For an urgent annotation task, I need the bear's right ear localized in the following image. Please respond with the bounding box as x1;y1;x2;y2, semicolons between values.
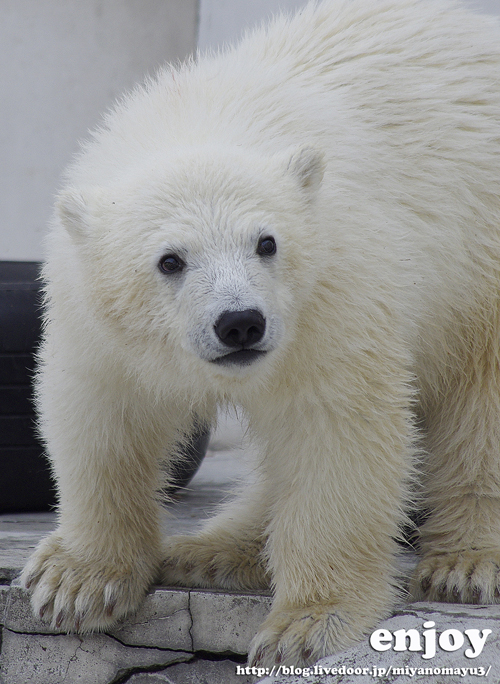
286;146;325;195
56;188;91;238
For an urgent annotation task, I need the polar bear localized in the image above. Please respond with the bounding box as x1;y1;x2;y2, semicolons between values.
22;0;500;668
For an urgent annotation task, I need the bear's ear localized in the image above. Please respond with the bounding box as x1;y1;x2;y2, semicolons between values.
56;187;92;238
286;146;325;194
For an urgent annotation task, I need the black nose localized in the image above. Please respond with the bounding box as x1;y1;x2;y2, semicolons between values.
214;309;266;348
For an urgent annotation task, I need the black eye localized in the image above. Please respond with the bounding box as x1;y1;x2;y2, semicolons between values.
257;236;276;256
158;254;184;274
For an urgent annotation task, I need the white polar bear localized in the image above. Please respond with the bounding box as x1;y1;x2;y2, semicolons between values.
22;0;500;668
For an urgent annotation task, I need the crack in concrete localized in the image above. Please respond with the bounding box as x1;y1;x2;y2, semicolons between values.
187;591;194;652
106;659;195;684
104;630;192;655
62;636;84;683
191;649;247;664
4;625;190;649
4;626;82;639
107;651;248;684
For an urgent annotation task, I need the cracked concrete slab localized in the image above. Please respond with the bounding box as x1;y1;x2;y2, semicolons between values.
1;629;192;684
190;589;272;654
1;579;272;683
110;589;193;651
259;603;500;683
127;658;255;683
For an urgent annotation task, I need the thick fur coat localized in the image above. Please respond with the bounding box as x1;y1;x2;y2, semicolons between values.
22;0;500;667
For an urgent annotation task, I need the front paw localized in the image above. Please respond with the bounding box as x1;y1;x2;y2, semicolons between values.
21;533;158;633
161;534;270;591
248;602;374;667
411;550;500;603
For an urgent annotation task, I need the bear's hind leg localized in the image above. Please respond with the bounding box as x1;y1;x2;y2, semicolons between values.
412;323;500;603
162;481;271;591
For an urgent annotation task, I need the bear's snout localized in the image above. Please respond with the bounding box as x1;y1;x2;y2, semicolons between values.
212;309;267;366
214;309;266;348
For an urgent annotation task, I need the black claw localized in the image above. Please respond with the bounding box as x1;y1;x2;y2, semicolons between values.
420;577;431;593
471;587;481;604
55;611;65;628
302;647;313;662
252;645;265;667
436;582;447;597
104;601;116;618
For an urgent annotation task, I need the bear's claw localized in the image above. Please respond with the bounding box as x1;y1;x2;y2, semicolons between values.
411;550;500;604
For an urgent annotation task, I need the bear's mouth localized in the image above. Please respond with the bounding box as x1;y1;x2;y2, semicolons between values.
211;349;267;366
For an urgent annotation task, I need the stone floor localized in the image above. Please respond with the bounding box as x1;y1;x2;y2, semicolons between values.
1;414;500;683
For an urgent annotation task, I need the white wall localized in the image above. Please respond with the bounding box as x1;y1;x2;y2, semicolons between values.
0;0;197;261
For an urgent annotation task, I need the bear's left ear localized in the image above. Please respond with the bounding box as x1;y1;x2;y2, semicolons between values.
56;187;91;239
286;146;325;194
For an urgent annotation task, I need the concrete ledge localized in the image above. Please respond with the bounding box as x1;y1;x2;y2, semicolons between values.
1;580;272;684
3;580;500;683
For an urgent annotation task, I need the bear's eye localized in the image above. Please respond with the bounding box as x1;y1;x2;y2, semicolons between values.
257;236;276;256
158;254;185;274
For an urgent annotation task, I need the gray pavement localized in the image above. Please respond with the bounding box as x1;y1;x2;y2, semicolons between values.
1;413;500;683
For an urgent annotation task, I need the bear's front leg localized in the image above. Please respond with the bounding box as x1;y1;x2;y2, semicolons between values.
21;360;183;633
247;391;414;667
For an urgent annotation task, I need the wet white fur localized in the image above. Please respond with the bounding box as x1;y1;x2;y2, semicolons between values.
22;0;500;667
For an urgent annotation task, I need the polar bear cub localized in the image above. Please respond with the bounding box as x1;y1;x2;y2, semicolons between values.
22;0;500;668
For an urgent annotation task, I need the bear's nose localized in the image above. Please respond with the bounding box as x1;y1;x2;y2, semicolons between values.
214;309;266;348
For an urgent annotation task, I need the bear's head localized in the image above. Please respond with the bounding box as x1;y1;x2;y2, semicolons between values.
56;144;325;390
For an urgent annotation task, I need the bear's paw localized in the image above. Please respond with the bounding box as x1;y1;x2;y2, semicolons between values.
161;534;270;591
21;533;154;633
248;602;370;667
411;549;500;604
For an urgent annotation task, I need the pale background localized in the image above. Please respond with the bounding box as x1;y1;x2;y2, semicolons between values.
1;0;499;261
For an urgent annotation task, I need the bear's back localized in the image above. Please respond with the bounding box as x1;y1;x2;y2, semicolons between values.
63;0;500;190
